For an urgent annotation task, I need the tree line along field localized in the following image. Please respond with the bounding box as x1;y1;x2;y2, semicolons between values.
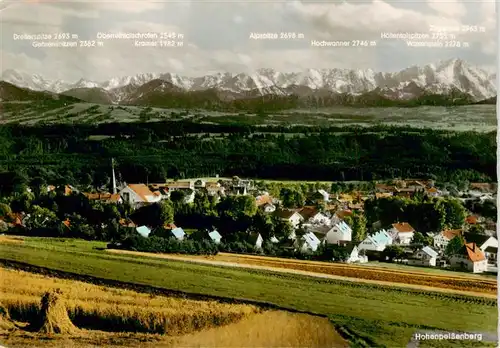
0;122;496;187
0;237;497;347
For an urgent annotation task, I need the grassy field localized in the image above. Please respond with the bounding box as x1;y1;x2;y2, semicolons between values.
1;101;496;132
106;250;497;296
0;237;497;347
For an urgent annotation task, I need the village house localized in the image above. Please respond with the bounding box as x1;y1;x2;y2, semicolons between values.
375;184;396;193
205;182;225;197
463;233;498;265
119;184;162;207
296;232;321;253
165;181;195;191
194;179;206;188
248;231;263;249
269;235;280;244
388;222;415;245
183;189;196;204
433;229;463;250
299;206;330;226
407;246;439;267
345;244;368;263
425;187;441;197
310;220;352;246
83;192;123;204
208;229;222;244
404;180;428;191
256;194;276;213
136;225;151;238
274;209;304;229
119;218;136;228
312;189;330;202
169;227;186;241
449;242;488;273
375;192;393;199
358;229;393;252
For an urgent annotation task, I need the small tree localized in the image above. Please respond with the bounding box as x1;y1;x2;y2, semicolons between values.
467;224;485;235
0;203;12;218
445;235;465;256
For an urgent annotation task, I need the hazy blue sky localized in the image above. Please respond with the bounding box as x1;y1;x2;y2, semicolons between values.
0;0;497;81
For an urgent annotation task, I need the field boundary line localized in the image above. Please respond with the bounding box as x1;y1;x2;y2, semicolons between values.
216;253;497;283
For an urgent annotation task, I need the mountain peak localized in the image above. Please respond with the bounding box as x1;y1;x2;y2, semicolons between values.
0;59;496;102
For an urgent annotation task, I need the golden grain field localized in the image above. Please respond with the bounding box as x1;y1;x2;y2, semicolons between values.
0;267;259;335
0;267;348;348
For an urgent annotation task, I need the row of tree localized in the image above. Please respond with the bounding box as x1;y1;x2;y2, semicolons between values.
0;123;495;194
364;195;467;233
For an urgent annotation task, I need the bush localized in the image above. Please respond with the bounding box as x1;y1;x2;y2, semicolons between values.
111;235;218;255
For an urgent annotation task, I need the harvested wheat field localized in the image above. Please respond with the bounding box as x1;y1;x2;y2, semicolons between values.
0;267;348;347
107;250;497;296
1;311;348;348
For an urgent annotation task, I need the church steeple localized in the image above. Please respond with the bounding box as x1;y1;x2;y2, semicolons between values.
111;158;117;194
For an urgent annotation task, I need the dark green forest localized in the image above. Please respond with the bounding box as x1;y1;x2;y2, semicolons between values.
0;121;496;193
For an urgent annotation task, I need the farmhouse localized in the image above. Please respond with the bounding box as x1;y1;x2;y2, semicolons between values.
433;229;463;250
119;184;161;207
449;242;488;273
389;222;415;245
408;246;439;267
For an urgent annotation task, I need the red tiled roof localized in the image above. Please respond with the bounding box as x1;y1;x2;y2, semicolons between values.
166;181;192;189
299;206;319;220
163;223;177;230
335;210;353;219
466;216;478;224
441;229;462;240
464;243;486;262
392;222;415;233
256;194;272;207
127;184;155;201
119;218;136;228
84;192;121;203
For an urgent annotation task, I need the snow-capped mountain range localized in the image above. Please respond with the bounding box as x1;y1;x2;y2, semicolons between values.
1;59;496;101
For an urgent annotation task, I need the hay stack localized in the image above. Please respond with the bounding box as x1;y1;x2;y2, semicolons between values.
0;303;15;331
36;289;78;335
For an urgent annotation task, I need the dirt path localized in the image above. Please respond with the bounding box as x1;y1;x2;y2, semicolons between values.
106;249;497;299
